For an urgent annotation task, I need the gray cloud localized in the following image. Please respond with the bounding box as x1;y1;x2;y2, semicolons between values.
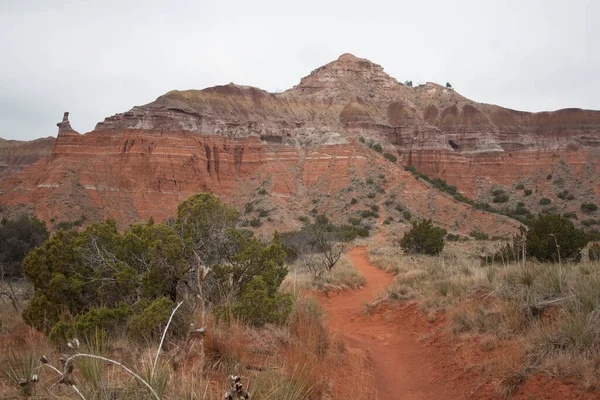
1;0;598;140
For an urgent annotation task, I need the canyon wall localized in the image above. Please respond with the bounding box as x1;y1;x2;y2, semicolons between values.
1;54;598;234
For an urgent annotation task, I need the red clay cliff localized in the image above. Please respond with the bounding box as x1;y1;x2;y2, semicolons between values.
1;54;598;234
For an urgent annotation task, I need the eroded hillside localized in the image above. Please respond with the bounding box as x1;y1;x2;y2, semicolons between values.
0;54;598;234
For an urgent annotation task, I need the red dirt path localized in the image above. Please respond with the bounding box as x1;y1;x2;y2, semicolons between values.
320;246;472;399
319;246;598;399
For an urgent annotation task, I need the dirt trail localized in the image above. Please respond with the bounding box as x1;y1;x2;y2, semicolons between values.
320;247;465;399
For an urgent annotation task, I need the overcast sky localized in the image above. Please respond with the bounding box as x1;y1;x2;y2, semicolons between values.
1;0;598;140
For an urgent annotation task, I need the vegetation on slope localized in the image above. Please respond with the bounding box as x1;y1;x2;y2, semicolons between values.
0;193;373;399
367;212;598;397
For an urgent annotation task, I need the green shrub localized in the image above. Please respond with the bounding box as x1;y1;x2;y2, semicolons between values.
367;192;376;199
403;165;417;173
54;215;86;231
128;297;184;340
366;178;374;184
298;216;309;223
21;193;288;342
336;225;362;241
360;209;379;219
49;321;75;344
370;204;379;213
176;193;239;262
581;203;598;213
524;189;533;196
515;184;525;190
350;198;357;205
74;303;133;339
23;294;61;334
526;214;588;262
446;233;461;242
258;188;267;195
403;211;412;221
546;174;552;180
557;190;572;200
372;143;383;153
582;219;599;227
512;203;530;215
563;212;577;219
400;219;446;255
383;153;397;163
359;136;365;143
249;218;261;227
229;276;292;327
348;216;361;226
258;209;269;218
469;230;489;240
395;204;404;212
588;229;600;241
212;232;290;326
539;197;552;206
493;193;509;203
356;226;370;237
315;214;329;225
0;215;49;277
430;178;459;196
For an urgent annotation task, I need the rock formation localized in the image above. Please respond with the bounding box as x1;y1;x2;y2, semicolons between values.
0;136;54;178
0;54;598;235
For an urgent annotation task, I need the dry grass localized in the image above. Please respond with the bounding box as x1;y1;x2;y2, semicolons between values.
281;254;365;293
479;335;498;352
368;243;485;311
0;290;376;400
494;348;528;399
367;241;600;395
0;281;31;334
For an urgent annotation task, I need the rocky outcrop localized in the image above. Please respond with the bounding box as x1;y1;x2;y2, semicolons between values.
1;54;598;233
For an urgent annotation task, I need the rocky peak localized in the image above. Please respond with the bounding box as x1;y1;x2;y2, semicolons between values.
56;112;79;136
289;53;401;96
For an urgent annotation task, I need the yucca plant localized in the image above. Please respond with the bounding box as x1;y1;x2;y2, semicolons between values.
28;300;185;400
1;349;39;397
138;351;171;399
76;330;107;396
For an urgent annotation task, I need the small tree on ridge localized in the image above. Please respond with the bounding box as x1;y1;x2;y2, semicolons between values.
400;219;446;255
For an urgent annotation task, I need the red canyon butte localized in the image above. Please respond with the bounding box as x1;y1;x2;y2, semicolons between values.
1;54;598;234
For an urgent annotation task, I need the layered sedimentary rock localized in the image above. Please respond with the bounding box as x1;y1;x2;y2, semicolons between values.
0;136;54;178
1;54;598;233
